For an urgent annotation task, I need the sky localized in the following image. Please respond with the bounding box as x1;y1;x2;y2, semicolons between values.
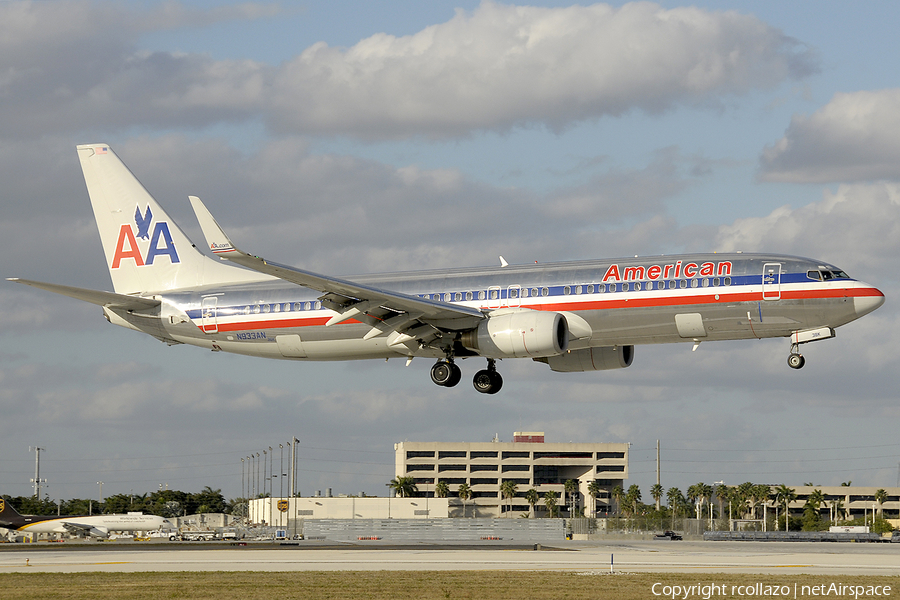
2;0;900;505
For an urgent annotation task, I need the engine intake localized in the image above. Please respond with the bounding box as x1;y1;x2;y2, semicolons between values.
535;345;634;372
461;309;568;359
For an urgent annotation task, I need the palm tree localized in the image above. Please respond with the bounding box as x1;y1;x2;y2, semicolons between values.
624;484;642;529
666;487;684;529
774;484;797;531
525;488;539;518
564;479;579;517
388;476;418;498
543;490;559;518
736;482;754;519
500;480;518;517
875;489;888;518
457;483;472;518
686;484;701;520
434;481;449;499
650;483;663;512
587;480;604;517
831;496;845;523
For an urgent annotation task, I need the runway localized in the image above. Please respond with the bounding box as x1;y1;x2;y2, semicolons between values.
1;541;898;575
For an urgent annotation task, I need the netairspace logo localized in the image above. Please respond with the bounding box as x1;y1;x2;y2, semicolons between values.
650;582;893;600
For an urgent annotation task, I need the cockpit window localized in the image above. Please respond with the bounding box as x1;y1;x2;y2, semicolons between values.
821;271;833;281
807;270;821;281
830;270;849;279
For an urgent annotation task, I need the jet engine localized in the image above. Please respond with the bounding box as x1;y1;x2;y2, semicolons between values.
535;345;634;372
460;309;568;358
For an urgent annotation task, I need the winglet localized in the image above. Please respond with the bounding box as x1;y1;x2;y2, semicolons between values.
188;196;237;257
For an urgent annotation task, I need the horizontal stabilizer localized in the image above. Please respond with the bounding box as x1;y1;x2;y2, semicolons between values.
7;278;160;311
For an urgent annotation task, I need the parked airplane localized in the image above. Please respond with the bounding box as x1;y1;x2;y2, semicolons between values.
0;498;171;538
9;144;885;394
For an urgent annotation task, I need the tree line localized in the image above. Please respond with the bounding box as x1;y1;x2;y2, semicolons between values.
2;487;243;518
388;476;895;532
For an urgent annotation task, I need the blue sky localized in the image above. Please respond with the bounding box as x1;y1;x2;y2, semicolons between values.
2;1;900;505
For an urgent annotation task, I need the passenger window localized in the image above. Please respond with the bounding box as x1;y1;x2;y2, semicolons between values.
575;285;582;295
679;280;687;289
465;291;473;301
531;288;539;297
724;277;731;286
478;291;486;300
623;283;630;291
713;278;720;286
315;301;321;310
454;292;462;301
587;284;594;294
541;287;549;297
564;286;571;295
490;290;498;300
691;279;699;288
669;281;677;290
521;288;529;298
634;282;641;291
304;302;311;310
509;289;518;299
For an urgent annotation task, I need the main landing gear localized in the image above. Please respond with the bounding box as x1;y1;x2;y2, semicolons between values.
430;358;503;394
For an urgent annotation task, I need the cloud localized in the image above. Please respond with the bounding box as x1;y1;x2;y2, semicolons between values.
268;2;818;138
0;1;816;140
713;182;900;280
759;89;900;183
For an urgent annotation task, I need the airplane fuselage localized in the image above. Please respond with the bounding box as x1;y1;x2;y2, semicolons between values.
116;253;881;364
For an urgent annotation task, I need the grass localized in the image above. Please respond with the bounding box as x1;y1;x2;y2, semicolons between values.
0;572;897;599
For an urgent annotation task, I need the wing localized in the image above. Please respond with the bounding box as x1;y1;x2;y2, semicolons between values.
8;278;161;311
188;196;485;349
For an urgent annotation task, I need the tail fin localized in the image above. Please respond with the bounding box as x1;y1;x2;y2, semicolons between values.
0;498;24;527
76;144;267;295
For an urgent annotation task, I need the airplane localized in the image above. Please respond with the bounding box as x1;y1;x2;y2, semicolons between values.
0;497;172;538
8;144;885;394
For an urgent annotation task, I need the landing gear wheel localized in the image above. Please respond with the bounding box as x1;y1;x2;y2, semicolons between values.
431;360;462;387
787;353;805;369
473;369;503;394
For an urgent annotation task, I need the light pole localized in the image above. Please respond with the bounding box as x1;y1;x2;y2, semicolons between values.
97;481;104;508
29;446;46;499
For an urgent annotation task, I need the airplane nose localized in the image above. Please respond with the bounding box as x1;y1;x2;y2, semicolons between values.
854;287;885;317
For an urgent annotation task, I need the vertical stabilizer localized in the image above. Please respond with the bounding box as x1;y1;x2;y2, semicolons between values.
76;144;265;294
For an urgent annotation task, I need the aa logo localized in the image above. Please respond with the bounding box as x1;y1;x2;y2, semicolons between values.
111;205;180;269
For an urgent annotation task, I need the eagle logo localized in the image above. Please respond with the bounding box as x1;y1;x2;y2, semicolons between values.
134;205;153;240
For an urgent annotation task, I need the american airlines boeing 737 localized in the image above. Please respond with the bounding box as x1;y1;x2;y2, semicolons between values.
9;144;885;394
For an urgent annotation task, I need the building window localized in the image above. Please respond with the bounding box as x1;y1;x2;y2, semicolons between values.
438;451;467;459
406;451;435;459
502;451;530;459
470;451;498;459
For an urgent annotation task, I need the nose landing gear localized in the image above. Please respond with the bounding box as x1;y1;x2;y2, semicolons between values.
473;359;503;394
787;343;805;369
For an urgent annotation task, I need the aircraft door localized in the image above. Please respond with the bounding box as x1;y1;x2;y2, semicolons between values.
762;263;781;301
201;296;218;333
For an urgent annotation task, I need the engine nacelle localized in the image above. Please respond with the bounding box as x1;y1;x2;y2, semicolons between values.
535;345;634;372
461;309;568;359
